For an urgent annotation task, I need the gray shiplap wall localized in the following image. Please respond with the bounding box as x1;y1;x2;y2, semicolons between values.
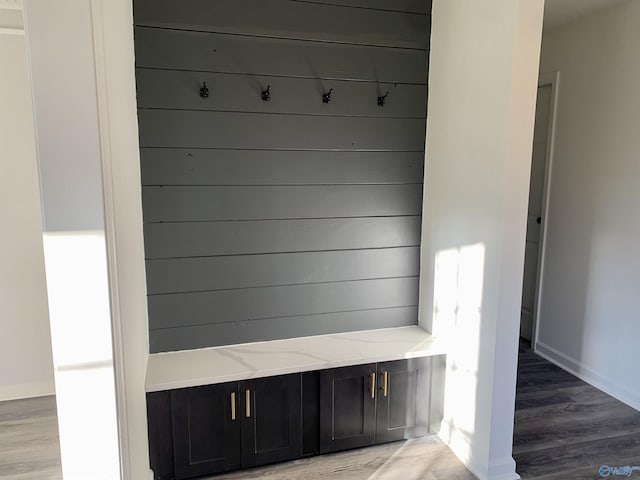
133;0;431;353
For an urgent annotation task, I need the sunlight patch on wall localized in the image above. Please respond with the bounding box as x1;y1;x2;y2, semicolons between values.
432;243;485;460
41;230;120;480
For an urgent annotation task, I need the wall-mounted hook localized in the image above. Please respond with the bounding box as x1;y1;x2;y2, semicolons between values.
322;88;333;104
261;85;271;102
377;91;389;107
200;82;209;98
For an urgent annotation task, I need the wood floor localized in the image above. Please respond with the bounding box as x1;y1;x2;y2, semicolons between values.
3;346;640;480
514;340;640;479
0;396;61;480
208;437;477;480
0;397;475;480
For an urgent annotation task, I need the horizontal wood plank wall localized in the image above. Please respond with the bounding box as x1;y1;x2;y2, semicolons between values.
289;0;431;15
134;0;431;352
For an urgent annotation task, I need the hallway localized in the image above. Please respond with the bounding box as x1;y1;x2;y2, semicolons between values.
514;341;640;479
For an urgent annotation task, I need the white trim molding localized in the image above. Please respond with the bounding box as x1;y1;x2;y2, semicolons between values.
0;381;55;402
85;0;151;478
89;1;131;478
0;5;23;31
531;71;560;352
438;426;520;480
0;0;23;10
536;341;640;412
484;457;521;480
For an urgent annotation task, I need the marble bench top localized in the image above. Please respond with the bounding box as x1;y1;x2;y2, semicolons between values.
146;326;446;392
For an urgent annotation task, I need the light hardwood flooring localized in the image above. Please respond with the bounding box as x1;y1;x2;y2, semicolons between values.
0;396;475;480
8;346;638;480
0;396;61;480
209;437;477;480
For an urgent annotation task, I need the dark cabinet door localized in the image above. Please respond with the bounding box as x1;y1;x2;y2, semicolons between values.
239;374;302;468
147;391;175;480
319;363;376;453
375;357;430;444
171;383;240;479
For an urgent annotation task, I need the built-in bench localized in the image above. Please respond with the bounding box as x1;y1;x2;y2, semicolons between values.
146;326;447;480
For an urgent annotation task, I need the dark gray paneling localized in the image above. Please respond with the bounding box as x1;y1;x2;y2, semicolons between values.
148;276;418;329
291;0;431;15
135;70;428;118
146;246;420;294
134;0;430;50
138;110;426;150
142;185;422;222
149;306;418;352
135;0;430;350
140;149;424;186
143;216;422;259
134;27;429;84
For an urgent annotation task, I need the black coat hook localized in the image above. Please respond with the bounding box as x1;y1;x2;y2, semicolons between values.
261;85;271;102
200;82;209;98
322;88;333;104
377;91;389;107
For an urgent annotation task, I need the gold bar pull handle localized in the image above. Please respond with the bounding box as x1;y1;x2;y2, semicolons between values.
230;391;236;420
383;371;388;397
370;372;376;399
245;389;251;418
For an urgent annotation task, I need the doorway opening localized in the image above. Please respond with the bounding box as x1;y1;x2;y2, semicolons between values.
519;73;558;348
513;70;640;479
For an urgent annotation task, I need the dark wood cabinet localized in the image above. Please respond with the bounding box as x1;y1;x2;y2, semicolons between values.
171;383;241;479
375;357;430;443
148;356;444;479
147;391;176;480
157;375;302;479
319;363;377;453
317;359;431;453
239;374;302;468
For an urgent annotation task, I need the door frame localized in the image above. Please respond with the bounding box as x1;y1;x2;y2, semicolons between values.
530;71;560;351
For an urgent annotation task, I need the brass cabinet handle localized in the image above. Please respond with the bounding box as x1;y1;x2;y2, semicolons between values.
245;389;251;418
383;371;388;397
370;372;376;399
230;391;236;420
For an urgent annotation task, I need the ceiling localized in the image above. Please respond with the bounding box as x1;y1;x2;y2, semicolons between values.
544;0;632;29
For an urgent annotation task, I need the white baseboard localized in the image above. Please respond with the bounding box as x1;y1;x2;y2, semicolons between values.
485;457;521;480
0;380;55;401
461;456;521;480
438;424;520;480
535;341;640;412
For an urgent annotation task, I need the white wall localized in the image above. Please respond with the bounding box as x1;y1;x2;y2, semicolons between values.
536;0;640;410
0;3;54;401
421;1;543;479
25;0;125;477
24;0;151;477
16;0;546;478
95;0;152;477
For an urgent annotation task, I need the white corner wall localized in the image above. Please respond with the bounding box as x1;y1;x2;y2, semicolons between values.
24;0;151;477
421;1;544;479
94;0;152;477
536;0;640;411
0;3;55;401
